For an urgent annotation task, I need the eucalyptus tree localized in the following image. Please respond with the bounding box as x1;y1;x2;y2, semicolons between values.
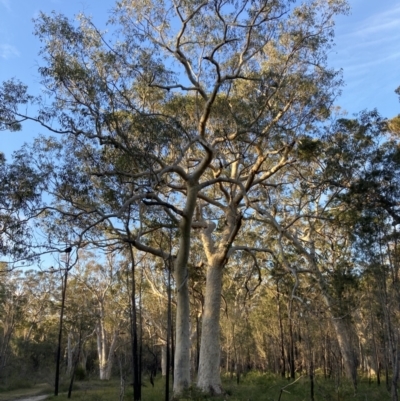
185;0;347;392
0;270;26;373
246;134;358;387
328;112;400;400
0;147;44;265
0;81;46;265
246;110;400;391
71;252;127;380
1;0;347;395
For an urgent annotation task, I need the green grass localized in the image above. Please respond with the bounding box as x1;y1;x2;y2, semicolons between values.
0;372;393;401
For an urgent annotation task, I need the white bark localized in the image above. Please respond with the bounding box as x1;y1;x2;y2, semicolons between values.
98;328;118;380
173;277;191;393
161;345;167;376
197;211;240;394
96;300;119;380
329;316;357;387
173;184;199;395
197;264;223;394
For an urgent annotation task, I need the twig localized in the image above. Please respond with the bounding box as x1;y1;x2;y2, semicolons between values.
277;375;303;401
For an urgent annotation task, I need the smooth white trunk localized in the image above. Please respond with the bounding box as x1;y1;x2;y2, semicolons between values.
173;255;191;393
173;185;198;395
321;292;357;388
161;345;167;376
98;329;118;380
196;209;242;394
197;264;223;394
96;303;119;380
331;318;357;384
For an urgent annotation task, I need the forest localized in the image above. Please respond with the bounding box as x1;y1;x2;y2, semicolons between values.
1;0;400;400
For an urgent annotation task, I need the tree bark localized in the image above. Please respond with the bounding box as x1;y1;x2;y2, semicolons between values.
161;345;167;376
67;332;74;376
173;184;198;395
196;208;242;394
97;319;118;380
197;263;223;394
55;266;68;396
276;283;286;378
329;316;357;389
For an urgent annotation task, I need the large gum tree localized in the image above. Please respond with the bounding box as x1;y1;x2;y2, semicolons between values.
0;0;348;396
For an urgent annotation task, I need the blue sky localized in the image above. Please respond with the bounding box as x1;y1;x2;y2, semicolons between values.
1;0;399;158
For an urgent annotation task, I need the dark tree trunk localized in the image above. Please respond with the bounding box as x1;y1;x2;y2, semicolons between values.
55;252;70;397
68;325;82;399
128;246;141;401
165;257;172;401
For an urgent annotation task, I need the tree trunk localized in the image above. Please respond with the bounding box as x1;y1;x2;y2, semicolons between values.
97;322;118;380
165;258;172;401
197;264;223;394
276;283;285;378
173;184;198;395
330;317;357;389
196;207;242;394
128;246;141;401
80;349;87;373
173;244;191;395
288;319;296;379
55;266;68;396
392;341;400;401
67;332;74;376
161;345;167;376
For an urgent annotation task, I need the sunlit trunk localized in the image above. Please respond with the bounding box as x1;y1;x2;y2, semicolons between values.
197;263;223;394
325;300;358;389
173;184;198;395
96;303;118;381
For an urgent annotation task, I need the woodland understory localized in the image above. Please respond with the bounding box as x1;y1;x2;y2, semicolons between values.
1;0;400;400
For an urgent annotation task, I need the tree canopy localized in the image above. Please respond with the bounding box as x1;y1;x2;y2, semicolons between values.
2;1;400;400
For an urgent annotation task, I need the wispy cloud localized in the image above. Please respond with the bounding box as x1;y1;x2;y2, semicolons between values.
329;2;400;115
343;51;400;75
353;4;400;36
333;3;400;71
0;0;11;11
336;3;400;44
0;44;20;59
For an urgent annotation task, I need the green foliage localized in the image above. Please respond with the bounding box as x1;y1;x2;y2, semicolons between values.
2;2;400;399
388;115;400;135
297;136;322;162
0;79;32;132
0;144;47;260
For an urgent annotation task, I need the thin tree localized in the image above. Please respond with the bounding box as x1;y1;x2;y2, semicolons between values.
55;246;72;396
